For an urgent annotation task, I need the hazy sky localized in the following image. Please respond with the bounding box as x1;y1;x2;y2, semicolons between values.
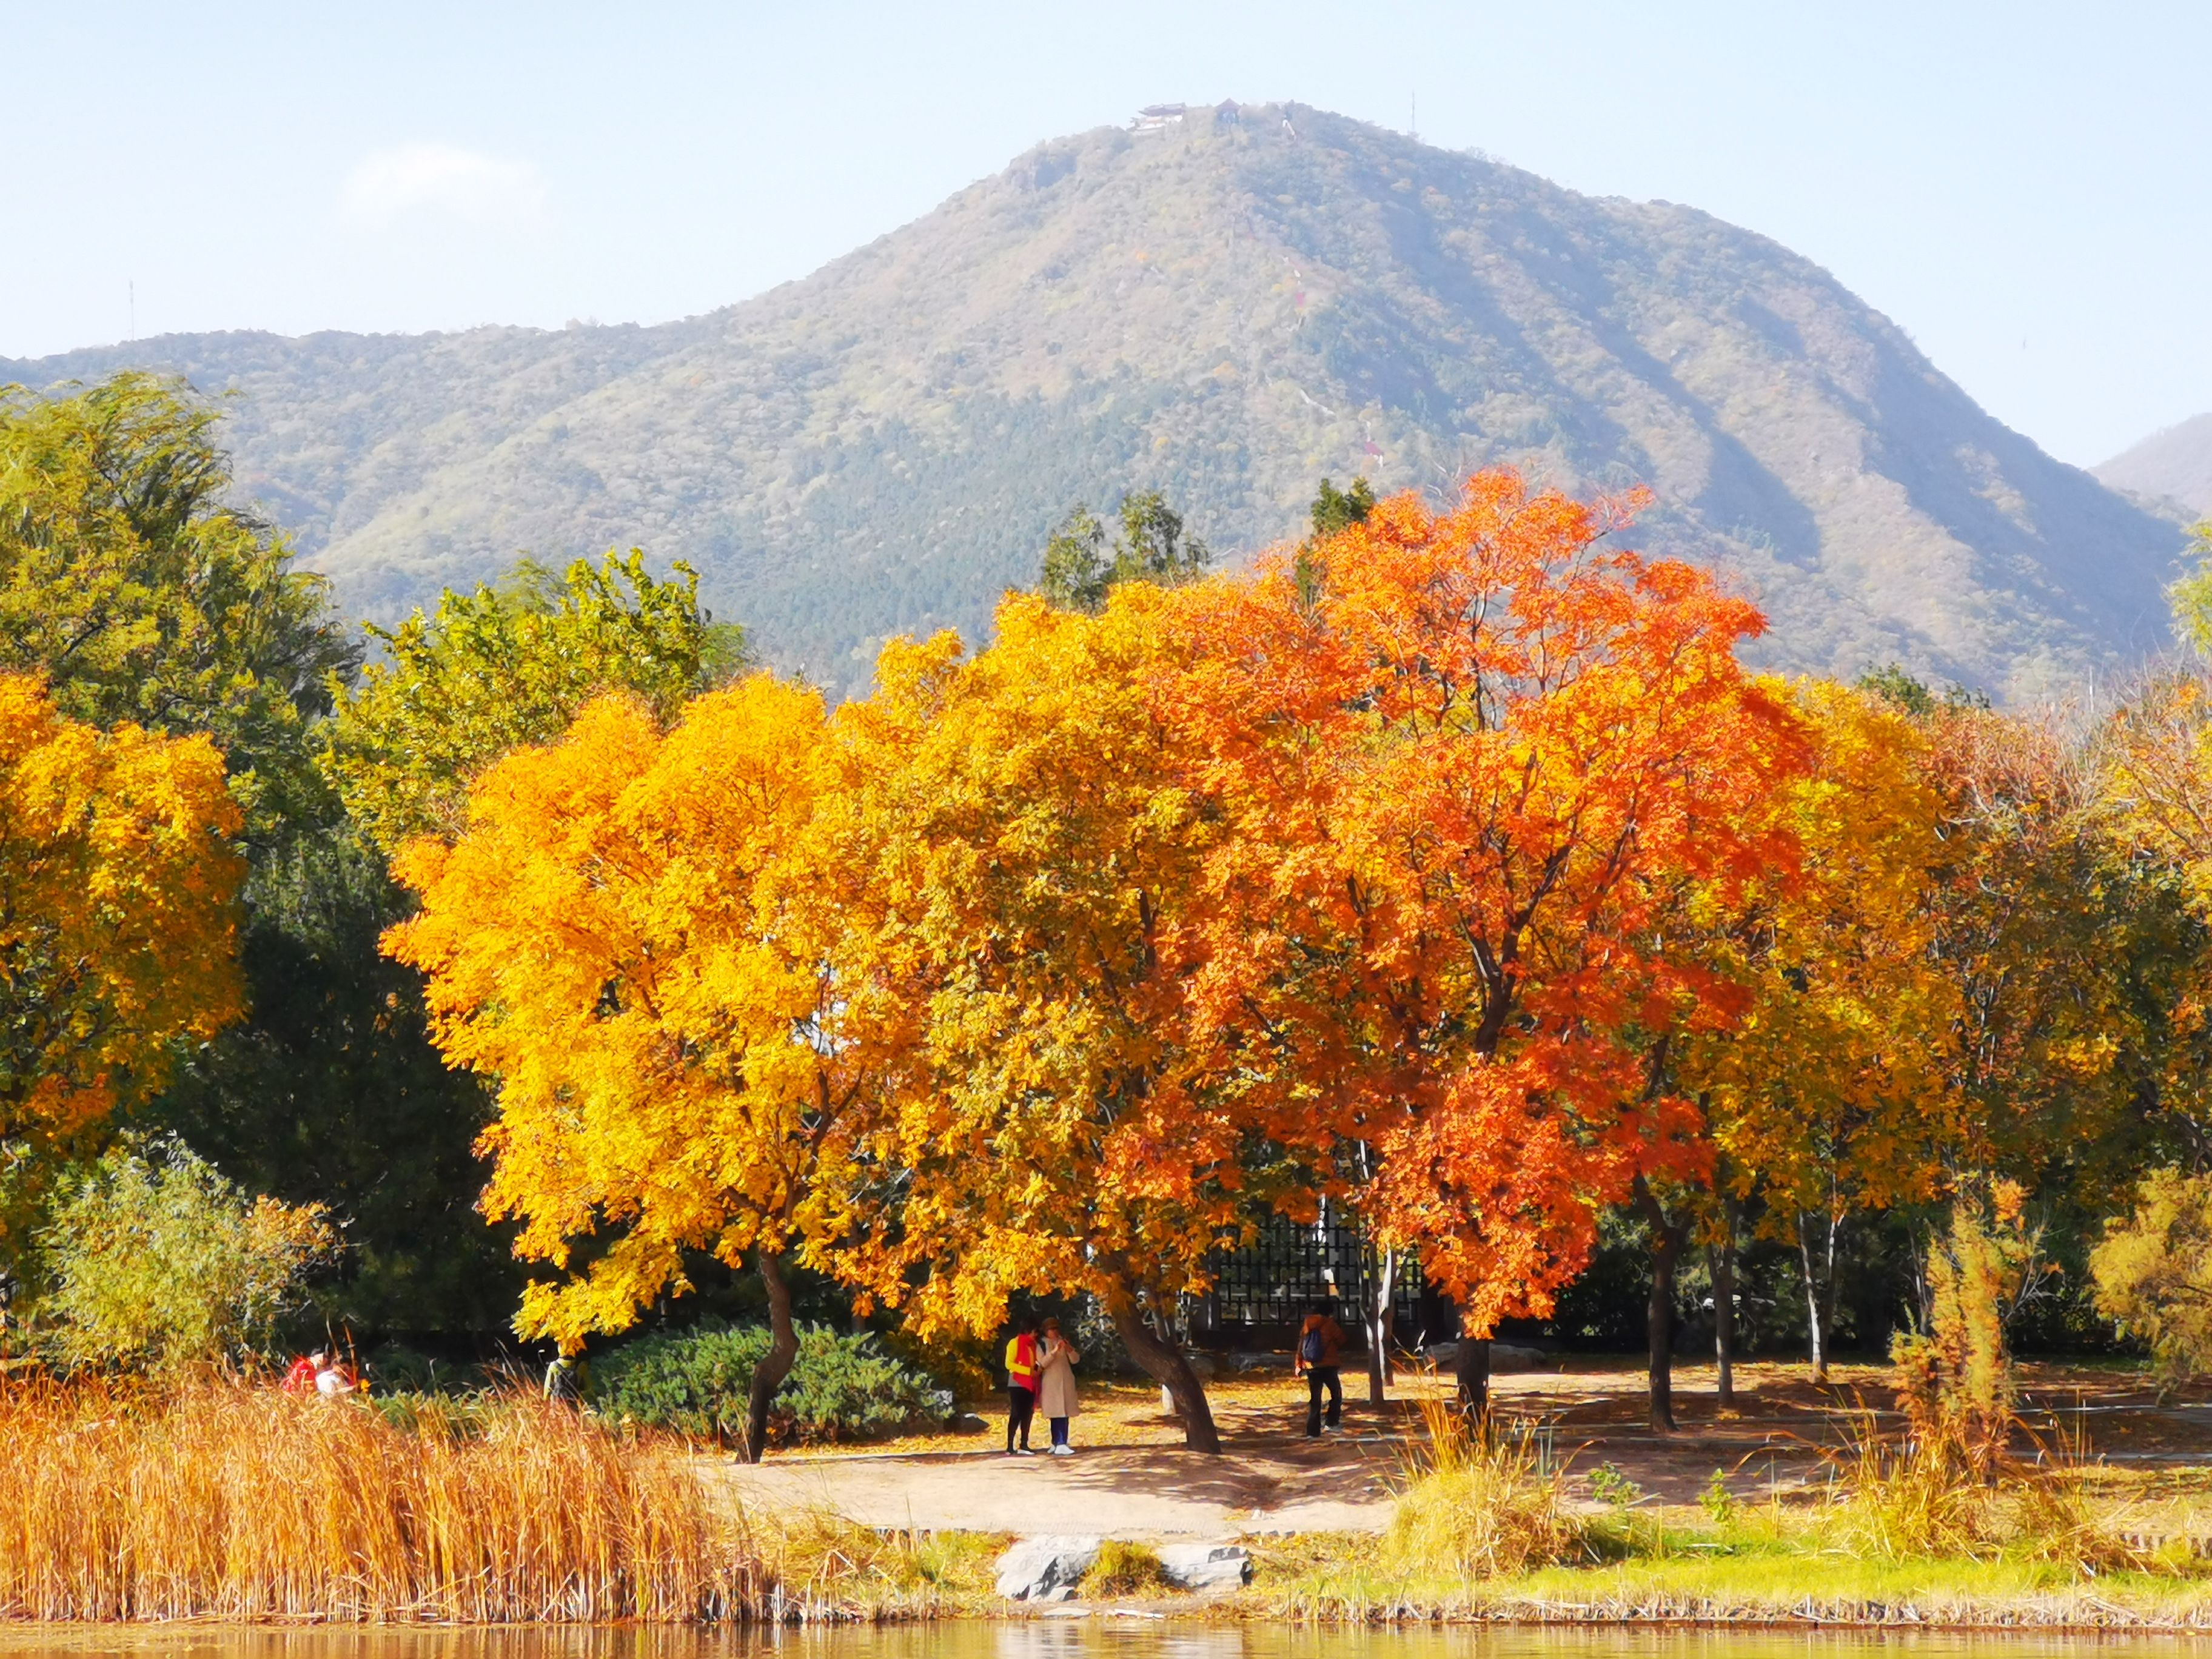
4;1;2205;467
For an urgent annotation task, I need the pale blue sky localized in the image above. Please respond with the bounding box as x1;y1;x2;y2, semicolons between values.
2;1;2204;466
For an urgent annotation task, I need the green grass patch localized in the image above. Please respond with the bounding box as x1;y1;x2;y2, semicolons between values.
1081;1540;1172;1597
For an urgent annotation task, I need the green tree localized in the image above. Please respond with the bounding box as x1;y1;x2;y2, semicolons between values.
1856;662;1991;717
37;1138;338;1370
146;836;525;1333
1309;475;1375;538
324;550;746;853
2169;521;2212;654
1038;491;1209;614
1295;476;1376;608
0;377;513;1336
0;374;358;840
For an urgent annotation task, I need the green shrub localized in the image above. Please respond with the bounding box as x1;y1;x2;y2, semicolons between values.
363;1341;457;1395
1589;1462;1643;1508
592;1323;953;1446
36;1139;338;1370
2092;1167;2212;1387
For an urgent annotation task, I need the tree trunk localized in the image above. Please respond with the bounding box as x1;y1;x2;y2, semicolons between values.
1365;1249;1396;1404
1711;1227;1737;1409
740;1247;799;1464
1797;1211;1840;1384
1455;1333;1492;1421
1633;1178;1689;1433
1107;1289;1221;1453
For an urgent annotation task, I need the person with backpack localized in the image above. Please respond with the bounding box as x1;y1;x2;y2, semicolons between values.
1294;1297;1346;1437
1003;1314;1039;1455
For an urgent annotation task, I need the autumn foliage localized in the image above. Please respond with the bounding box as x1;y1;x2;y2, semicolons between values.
821;595;1256;1449
1167;473;1807;1331
386;466;2212;1450
0;673;244;1162
380;471;1805;1440
386;674;873;1458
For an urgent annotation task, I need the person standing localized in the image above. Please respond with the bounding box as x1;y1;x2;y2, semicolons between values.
1295;1298;1346;1437
1004;1315;1039;1455
1035;1316;1082;1455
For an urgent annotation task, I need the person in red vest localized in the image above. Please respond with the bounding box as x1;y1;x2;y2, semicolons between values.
1003;1314;1039;1456
282;1348;326;1393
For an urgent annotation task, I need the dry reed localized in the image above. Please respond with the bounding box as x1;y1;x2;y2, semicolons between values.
1379;1401;1590;1578
0;1377;765;1621
1818;1403;2163;1575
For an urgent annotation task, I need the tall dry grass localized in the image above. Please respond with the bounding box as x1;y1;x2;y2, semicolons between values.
1819;1404;2162;1575
1379;1402;1590;1578
0;1378;765;1621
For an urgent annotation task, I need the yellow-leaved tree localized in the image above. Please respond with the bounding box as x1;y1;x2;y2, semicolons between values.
0;673;245;1251
1687;680;1962;1383
386;674;879;1460
826;595;1273;1453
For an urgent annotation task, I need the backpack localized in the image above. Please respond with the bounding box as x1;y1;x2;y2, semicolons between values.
1298;1326;1327;1365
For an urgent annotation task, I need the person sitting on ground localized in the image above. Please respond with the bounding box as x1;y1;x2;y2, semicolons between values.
1295;1297;1346;1438
1035;1316;1082;1455
1003;1314;1039;1456
283;1348;326;1393
315;1351;357;1398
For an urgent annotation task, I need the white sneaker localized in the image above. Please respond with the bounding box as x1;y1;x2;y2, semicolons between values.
1051;1444;1074;1455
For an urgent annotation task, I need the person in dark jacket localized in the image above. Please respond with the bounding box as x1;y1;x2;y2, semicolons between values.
1295;1297;1347;1436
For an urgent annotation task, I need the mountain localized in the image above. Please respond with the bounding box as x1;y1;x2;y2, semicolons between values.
4;104;2185;702
2097;414;2212;519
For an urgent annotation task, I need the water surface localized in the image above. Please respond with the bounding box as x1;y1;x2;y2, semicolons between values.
4;1629;2210;1659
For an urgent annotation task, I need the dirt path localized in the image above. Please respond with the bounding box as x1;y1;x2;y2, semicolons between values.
707;1358;2210;1541
712;1432;1396;1539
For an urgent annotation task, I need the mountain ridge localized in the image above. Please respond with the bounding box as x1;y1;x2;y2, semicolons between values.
2099;414;2212;520
4;104;2185;701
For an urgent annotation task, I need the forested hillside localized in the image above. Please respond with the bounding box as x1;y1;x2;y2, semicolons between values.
4;104;2184;700
2099;413;2212;518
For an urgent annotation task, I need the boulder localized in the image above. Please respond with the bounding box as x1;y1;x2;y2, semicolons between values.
1423;1340;1546;1372
1156;1542;1252;1590
994;1535;1102;1601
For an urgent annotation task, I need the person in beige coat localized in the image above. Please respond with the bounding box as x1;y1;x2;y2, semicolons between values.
1035;1317;1082;1455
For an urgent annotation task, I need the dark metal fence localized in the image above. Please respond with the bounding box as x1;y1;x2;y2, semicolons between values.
1199;1207;1426;1330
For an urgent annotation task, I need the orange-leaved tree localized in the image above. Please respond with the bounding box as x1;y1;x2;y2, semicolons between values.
0;673;245;1235
386;674;882;1460
823;597;1306;1454
1167;471;1807;1425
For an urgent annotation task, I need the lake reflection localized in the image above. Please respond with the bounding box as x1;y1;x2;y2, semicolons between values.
4;1630;2212;1659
